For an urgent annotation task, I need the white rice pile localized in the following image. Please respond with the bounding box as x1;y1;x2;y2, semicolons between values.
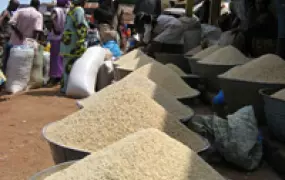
117;53;155;71
220;54;285;84
131;61;200;98
79;73;194;119
165;63;187;76
199;46;248;65
45;129;224;180
271;89;285;101
192;45;220;59
45;89;207;153
114;49;144;66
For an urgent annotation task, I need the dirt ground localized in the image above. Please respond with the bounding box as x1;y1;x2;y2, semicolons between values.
0;88;282;180
0;88;78;180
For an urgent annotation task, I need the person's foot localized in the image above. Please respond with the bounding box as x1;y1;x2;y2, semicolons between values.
46;78;61;88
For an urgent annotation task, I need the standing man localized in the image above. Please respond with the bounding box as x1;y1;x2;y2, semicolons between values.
0;0;19;72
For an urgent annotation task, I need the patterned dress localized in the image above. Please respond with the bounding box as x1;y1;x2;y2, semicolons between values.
60;6;88;93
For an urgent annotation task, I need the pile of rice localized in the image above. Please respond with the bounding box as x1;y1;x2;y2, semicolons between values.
199;46;248;65
165;63;187;76
45;129;224;180
271;89;285;101
117;53;155;71
79;73;194;120
192;45;220;59
114;49;144;66
131;62;200;98
220;54;285;84
45;89;207;153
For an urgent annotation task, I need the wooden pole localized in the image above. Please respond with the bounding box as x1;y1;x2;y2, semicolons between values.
186;0;194;17
210;0;221;25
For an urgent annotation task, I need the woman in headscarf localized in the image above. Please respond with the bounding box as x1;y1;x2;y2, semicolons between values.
60;0;88;93
47;0;69;87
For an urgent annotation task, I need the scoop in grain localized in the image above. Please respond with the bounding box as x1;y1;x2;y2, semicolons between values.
78;73;194;119
165;63;187;76
220;54;285;84
271;89;285;101
199;46;248;65
45;129;224;180
45;89;207;153
131;61;200;98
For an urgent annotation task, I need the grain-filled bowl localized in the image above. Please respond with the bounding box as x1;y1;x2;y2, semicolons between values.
154;53;191;73
219;78;285;125
43;124;90;164
260;88;285;142
29;161;75;180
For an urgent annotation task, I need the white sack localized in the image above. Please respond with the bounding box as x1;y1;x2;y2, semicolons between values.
43;52;50;85
96;60;115;91
5;46;34;94
66;46;105;98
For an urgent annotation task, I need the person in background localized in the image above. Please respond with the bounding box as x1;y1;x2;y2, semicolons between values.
60;0;88;93
276;0;285;59
2;0;43;74
133;0;162;40
0;0;19;73
47;0;69;87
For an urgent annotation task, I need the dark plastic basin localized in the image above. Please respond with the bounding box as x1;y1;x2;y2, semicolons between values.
154;53;191;73
29;161;75;180
260;88;285;142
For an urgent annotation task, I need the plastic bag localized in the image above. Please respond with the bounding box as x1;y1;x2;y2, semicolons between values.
43;52;50;85
66;46;105;98
201;24;222;45
5;46;34;94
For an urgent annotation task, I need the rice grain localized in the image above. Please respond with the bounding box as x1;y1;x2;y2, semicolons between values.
271;89;285;101
220;54;285;84
79;73;194;119
165;63;187;76
45;129;224;180
117;53;155;71
192;45;220;59
199;46;248;65
45;89;207;153
114;49;144;66
131;62;200;98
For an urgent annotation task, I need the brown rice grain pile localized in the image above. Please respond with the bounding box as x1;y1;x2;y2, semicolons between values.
45;129;224;180
199;46;248;65
165;63;187;76
117;53;155;71
220;54;285;84
45;89;207;153
114;49;144;66
78;73;194;119
271;89;285;101
131;61;200;98
192;45;220;59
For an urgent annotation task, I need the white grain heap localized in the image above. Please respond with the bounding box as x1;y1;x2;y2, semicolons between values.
199;46;248;65
192;45;220;59
166;63;187;76
220;54;285;84
117;53;155;71
45;89;207;153
131;61;200;98
114;49;144;66
78;73;194;120
45;129;224;180
271;89;285;101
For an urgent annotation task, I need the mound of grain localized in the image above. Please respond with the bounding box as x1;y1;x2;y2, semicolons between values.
220;54;285;84
271;89;285;101
45;129;224;180
45;89;207;153
165;63;187;76
199;46;248;65
78;73;194;119
117;53;155;71
114;49;144;66
131;61;200;98
192;45;220;59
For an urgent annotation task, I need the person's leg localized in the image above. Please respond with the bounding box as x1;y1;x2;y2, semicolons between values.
48;40;63;86
2;43;12;74
276;0;285;59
